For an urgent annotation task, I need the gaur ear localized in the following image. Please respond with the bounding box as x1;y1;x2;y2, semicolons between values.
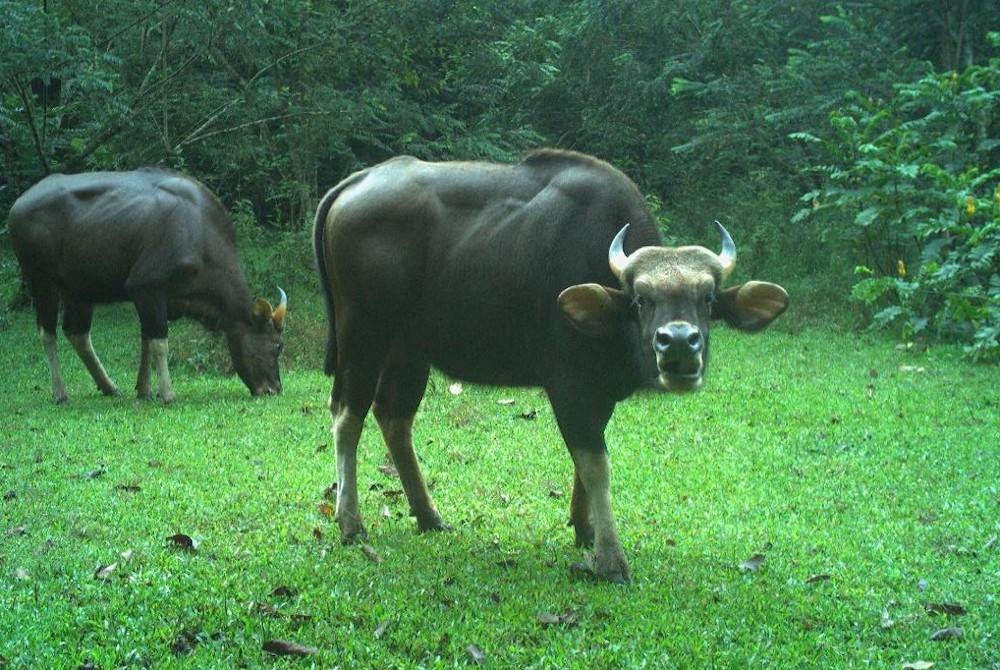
252;298;274;322
558;283;629;338
714;281;789;332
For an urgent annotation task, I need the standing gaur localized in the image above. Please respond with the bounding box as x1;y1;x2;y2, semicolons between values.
9;168;286;404
314;150;788;582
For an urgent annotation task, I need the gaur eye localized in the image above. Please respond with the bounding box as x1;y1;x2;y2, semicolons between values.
633;295;647;310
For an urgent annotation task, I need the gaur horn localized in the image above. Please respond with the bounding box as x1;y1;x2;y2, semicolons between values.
608;224;630;279
715;220;736;280
273;287;288;327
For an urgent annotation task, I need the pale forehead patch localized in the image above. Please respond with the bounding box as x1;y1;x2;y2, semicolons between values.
625;246;722;289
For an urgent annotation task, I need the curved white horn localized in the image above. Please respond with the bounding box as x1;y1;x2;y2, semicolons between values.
608;224;631;279
272;286;288;326
715;220;736;280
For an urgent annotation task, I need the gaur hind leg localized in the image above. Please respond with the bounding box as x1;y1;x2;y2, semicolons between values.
30;281;68;404
63;301;120;398
549;389;631;583
328;326;392;544
372;356;448;532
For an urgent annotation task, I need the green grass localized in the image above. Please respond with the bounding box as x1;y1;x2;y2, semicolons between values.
1;303;997;669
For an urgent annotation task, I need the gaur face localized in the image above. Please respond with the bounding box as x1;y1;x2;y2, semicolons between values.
558;222;788;392
623;245;722;392
230;289;287;396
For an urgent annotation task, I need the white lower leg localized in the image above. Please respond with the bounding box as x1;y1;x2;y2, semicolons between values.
147;338;175;403
333;407;366;541
67;333;119;396
41;329;68;404
136;340;152;399
575;450;631;582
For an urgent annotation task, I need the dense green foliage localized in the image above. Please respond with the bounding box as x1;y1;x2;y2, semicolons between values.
2;306;998;668
2;0;999;353
798;37;1000;360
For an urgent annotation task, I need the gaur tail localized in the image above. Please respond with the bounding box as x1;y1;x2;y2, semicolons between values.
312;171;365;376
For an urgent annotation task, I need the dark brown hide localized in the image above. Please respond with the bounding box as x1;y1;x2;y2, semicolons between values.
9;168;286;403
314;150;787;582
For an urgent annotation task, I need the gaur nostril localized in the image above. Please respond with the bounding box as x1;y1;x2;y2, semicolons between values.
687;330;701;348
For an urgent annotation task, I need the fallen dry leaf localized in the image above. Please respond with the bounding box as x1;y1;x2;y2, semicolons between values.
899;365;926;373
6;526;27;536
449;382;463;395
902;662;934;670
518;409;538;420
929;626;963;641
317;502;334;517
806;573;831;584
120;549;134;562
94;563;118;581
536;609;579;627
271;585;297;598
3;490;16;501
739;553;766;572
374;620;391;640
86;466;106;479
925;602;967;616
262;639;317;657
361;544;382;564
466;644;486;665
114;483;141;493
497;399;516;406
15;568;29;581
378;464;399;478
165;533;198;551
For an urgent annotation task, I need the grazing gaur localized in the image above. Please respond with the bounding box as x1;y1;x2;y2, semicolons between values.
313;150;788;582
9;168;287;404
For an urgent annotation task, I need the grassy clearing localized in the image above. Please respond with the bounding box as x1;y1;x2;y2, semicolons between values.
1;303;997;669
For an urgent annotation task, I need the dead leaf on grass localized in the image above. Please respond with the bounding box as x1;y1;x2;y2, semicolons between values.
6;526;27;536
902;662;934;670
806;573;831;584
466;644;486;665
739;553;766;572
378;463;399;478
929;626;963;641
449;383;463;395
537;610;579;627
94;563;118;581
14;568;29;581
374;620;391;639
317;502;334;517
165;533;198;552
361;544;382;564
271;585;297;598
114;483;141;493
3;490;16;501
518;409;538;420
86;466;106;479
497;399;516;406
262;639;317;657
924;602;967;616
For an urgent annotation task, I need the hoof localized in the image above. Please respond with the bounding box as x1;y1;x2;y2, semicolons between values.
416;516;451;533
569;519;595;548
338;517;368;544
569;550;632;584
54;395;69;405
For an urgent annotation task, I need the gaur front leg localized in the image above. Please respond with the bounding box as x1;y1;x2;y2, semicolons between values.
569;470;595;548
550;388;630;583
570;448;631;583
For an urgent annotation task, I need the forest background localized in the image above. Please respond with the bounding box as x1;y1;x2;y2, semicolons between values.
2;0;999;360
